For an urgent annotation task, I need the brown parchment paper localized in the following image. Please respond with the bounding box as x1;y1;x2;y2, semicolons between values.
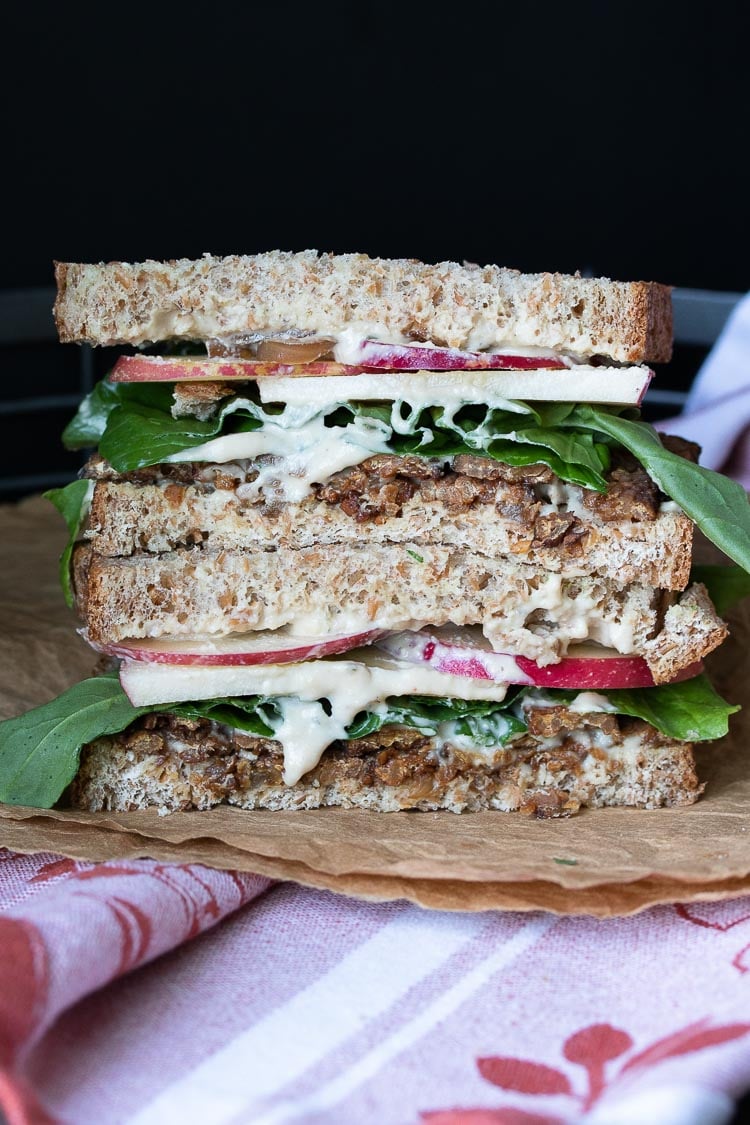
2;495;750;916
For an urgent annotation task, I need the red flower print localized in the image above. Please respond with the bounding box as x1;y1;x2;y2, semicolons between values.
0;919;49;1068
675;901;750;975
562;1024;633;1110
478;1058;572;1096
29;858;82;884
421;1019;750;1121
675;902;750;932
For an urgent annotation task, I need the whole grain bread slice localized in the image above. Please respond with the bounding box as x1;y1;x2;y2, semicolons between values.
54;251;673;363
84;478;694;590
70;708;701;815
74;542;687;666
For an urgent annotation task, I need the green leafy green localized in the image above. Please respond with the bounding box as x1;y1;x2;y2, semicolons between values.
607;674;740;741
0;674;152;807
169;696;278;737
62;379;176;448
0;672;739;809
566;407;750;575
345;695;528;744
549;672;739;741
61;378;612;488
43;479;94;607
690;565;750;616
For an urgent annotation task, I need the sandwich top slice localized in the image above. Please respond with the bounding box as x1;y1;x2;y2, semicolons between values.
53;250;673;363
1;251;748;817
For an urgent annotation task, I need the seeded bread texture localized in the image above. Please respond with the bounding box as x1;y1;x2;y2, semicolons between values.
54;251;673;363
643;583;729;684
70;712;701;815
75;542;675;665
85;480;694;590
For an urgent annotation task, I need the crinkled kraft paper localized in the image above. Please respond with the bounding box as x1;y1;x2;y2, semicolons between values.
1;496;749;916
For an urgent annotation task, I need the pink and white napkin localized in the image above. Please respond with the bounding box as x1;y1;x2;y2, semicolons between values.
2;849;750;1124
656;291;750;487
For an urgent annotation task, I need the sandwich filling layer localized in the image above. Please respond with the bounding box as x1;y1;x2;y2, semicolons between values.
71;704;703;816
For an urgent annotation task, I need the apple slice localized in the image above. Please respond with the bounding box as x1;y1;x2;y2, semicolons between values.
375;628;702;689
110;354;651;406
110;355;359;382
91;627;384;666
343;339;570;371
110;344;571;383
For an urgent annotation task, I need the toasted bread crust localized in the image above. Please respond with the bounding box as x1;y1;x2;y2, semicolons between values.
644;583;729;683
54;251;673;363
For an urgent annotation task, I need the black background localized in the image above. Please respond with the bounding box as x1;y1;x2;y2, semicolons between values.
2;4;748;293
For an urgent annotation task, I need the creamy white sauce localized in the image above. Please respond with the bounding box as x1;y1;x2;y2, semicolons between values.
566;691;618;714
164;366;648;499
166;413;391;503
519;689;616;714
120;650;510;785
483;573;642;661
331;328;575;366
253;368;650;410
432;715;515;762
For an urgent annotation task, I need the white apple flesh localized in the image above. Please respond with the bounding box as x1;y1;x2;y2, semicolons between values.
110;355;652;406
375;628;702;689
93;627;384;666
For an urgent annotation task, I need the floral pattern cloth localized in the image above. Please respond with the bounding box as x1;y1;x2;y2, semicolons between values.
1;849;750;1124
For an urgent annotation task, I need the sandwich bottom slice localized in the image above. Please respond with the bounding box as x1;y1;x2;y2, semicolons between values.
70;700;702;818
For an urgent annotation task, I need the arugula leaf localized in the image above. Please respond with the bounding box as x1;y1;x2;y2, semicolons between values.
549;673;739;741
572;407;750;575
605;674;740;741
43;479;94;608
0;674;153;807
169;697;278;737
690;565;750;616
0;678;287;808
62;380;176;449
485;437;608;490
345;695;527;745
99;402;236;471
66;383;266;472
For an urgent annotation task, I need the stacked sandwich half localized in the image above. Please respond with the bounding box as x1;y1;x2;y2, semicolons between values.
2;251;749;816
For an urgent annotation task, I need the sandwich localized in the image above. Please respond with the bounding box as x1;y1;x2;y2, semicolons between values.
1;250;749;817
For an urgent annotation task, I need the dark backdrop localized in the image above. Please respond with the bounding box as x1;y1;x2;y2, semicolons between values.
3;4;748;292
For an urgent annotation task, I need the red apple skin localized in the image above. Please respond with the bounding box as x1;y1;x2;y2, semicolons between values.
110;348;569;383
354;340;568;371
515;655;703;689
378;630;704;689
93;629;383;666
110;356;360;381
